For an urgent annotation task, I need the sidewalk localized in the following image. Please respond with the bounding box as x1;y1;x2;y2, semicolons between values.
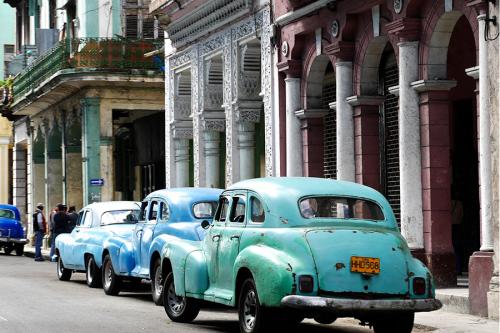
21;246;499;332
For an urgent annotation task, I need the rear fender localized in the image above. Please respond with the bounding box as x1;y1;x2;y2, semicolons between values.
103;237;134;274
233;245;297;307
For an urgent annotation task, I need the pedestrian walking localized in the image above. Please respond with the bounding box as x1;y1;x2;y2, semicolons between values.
52;204;70;262
32;203;46;262
48;204;59;261
67;206;78;232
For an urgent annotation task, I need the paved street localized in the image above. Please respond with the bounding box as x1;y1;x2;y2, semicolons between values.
0;253;435;333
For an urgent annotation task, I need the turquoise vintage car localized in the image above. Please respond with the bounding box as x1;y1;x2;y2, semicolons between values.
159;178;441;333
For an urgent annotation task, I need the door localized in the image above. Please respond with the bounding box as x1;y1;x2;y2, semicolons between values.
203;195;230;295
71;209;92;269
132;201;148;274
217;193;246;299
139;200;160;277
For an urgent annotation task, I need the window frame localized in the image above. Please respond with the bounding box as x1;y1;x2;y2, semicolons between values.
228;195;247;224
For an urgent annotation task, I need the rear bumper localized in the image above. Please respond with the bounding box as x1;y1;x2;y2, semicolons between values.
0;237;28;245
281;295;442;313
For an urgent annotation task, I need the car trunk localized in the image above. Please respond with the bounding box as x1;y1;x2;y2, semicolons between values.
305;227;410;297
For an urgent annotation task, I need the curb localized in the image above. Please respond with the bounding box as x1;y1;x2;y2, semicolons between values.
23;247;51;261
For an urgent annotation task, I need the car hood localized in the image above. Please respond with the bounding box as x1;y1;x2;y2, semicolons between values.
304;227;410;297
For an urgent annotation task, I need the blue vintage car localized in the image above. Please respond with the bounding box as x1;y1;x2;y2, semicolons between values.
55;201;141;284
0;204;27;256
92;188;221;304
158;178;441;333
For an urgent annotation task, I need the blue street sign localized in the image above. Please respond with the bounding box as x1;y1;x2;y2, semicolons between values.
90;178;105;186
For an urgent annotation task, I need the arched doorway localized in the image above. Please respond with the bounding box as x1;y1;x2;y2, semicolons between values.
322;62;336;179
447;15;479;275
378;44;400;224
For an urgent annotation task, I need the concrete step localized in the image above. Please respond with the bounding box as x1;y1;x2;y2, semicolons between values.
436;288;470;314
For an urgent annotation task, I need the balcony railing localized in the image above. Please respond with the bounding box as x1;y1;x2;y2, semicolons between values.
13;38;163;101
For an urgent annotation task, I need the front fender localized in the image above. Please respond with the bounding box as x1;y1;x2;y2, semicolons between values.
161;239;202;296
55;233;74;265
233;245;298;307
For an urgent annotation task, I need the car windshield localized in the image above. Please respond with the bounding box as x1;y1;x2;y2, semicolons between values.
299;197;384;221
0;209;15;219
193;201;218;219
100;209;141;226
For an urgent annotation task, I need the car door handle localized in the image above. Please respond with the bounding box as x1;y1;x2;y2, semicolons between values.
136;230;143;237
212;234;220;241
230;235;240;240
75;229;80;233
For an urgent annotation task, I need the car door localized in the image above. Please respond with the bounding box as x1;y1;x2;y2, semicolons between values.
216;193;247;299
70;209;93;269
138;199;160;277
203;194;230;295
132;201;148;275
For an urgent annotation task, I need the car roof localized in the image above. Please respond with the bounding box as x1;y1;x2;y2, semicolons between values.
145;188;223;204
0;204;21;220
227;177;394;223
83;201;141;216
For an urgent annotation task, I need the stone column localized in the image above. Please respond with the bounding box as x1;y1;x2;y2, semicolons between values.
99;99;114;202
335;62;355;182
64;108;83;209
81;97;101;205
0;136;9;203
295;109;328;177
174;138;190;187
31;132;45;233
347;96;385;191
238;122;256;181
284;77;302;177
45;119;63;211
204;131;221;188
412;80;457;287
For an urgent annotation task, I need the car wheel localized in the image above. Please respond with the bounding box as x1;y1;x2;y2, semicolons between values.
238;278;270;333
86;255;102;288
57;256;72;281
151;258;163;305
163;272;200;322
4;244;13;255
373;312;414;333
314;314;337;325
15;244;24;256
102;254;121;296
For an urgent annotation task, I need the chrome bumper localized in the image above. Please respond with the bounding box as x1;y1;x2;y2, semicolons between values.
0;237;28;244
281;295;442;312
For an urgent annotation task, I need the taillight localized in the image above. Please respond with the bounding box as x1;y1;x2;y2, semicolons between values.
299;275;314;293
413;277;426;295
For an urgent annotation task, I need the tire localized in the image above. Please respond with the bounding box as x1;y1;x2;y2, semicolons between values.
151;258;164;305
4;245;13;255
163;272;200;322
373;312;414;333
102;254;121;296
86;256;102;288
15;244;24;256
314;314;337;325
238;278;270;333
57;255;72;281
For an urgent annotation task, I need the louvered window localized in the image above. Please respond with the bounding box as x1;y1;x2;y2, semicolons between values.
380;51;400;224
143;17;155;39
322;63;337;179
126;15;138;39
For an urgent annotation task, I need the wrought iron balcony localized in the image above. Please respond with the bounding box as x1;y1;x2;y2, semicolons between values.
13;38;163;101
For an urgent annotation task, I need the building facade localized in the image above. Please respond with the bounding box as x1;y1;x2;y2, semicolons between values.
0;2;16;204
151;0;277;189
273;0;498;319
1;0;165;236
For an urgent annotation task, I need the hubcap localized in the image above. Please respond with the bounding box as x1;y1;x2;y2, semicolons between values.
104;260;113;289
154;267;162;297
167;279;185;315
243;289;257;330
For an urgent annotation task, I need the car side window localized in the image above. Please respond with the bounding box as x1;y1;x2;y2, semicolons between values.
229;196;246;223
76;211;84;226
214;197;230;223
81;211;93;228
148;201;159;221
139;201;148;221
250;197;265;223
160;202;169;222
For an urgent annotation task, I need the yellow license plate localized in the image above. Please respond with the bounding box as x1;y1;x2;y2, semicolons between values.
350;256;380;274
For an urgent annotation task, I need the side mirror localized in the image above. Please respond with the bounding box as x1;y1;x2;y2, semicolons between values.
201;220;210;230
